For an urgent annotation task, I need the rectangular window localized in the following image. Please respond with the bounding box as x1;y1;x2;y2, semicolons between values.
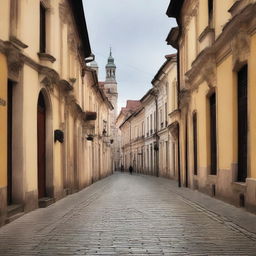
40;3;46;53
193;112;198;175
237;65;248;182
150;114;153;134
160;109;163;129
210;93;217;175
165;102;168;127
154;111;156;131
147;117;149;136
208;0;213;25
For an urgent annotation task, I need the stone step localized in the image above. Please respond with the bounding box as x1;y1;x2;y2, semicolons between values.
38;197;55;208
7;204;24;218
5;212;25;224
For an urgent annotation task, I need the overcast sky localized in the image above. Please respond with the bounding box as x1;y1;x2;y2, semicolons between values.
83;0;176;111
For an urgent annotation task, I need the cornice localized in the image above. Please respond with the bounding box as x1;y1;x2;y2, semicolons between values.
183;2;256;92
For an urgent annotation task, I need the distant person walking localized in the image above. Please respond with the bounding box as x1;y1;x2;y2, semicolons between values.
129;165;133;175
120;164;124;172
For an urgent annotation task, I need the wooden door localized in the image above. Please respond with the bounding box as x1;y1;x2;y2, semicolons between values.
37;93;46;199
7;80;13;205
237;65;248;182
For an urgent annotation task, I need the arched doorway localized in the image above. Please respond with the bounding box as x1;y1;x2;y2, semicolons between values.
37;92;46;199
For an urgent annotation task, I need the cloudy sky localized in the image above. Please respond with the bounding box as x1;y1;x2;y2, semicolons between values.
83;0;176;110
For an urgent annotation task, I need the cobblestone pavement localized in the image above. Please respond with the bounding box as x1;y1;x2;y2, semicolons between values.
0;173;256;256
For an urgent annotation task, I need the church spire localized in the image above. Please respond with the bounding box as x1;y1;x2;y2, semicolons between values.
106;48;116;81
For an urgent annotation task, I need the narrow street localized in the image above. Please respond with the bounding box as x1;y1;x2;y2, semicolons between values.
0;173;255;256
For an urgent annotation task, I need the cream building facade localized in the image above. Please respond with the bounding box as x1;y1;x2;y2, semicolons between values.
0;0;114;226
142;89;157;176
119;57;177;177
152;54;177;178
117;100;141;170
167;0;256;212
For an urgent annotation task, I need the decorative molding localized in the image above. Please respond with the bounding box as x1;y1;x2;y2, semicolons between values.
41;76;54;92
231;27;250;69
9;36;28;49
59;2;69;24
58;79;73;91
169;122;179;141
198;26;215;43
179;2;256;94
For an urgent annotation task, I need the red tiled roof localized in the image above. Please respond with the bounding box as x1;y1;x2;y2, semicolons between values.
126;100;141;111
98;81;105;88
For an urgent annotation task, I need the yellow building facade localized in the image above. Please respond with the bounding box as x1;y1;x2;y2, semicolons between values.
0;0;114;226
167;0;256;212
0;53;8;225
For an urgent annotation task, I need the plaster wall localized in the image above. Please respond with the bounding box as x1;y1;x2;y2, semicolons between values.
248;33;256;179
197;0;208;36
0;54;7;188
23;65;39;192
214;0;233;38
217;55;236;170
0;0;10;41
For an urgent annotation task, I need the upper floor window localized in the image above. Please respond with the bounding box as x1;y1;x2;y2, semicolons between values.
165;102;167;127
150;114;153;133
208;0;213;25
40;3;46;53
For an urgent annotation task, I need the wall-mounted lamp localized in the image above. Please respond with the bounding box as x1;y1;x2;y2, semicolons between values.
54;130;64;143
87;134;94;141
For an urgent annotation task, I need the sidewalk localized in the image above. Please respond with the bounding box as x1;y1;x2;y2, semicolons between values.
157;176;256;237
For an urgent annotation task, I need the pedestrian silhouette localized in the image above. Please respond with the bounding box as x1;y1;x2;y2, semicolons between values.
129;165;133;175
121;164;124;172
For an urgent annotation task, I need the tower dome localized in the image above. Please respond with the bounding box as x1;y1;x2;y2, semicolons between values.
105;48;116;81
106;48;116;68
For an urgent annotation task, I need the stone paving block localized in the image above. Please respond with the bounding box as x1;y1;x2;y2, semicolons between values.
0;173;256;255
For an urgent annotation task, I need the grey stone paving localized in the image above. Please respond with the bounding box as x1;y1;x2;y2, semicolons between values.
0;173;256;256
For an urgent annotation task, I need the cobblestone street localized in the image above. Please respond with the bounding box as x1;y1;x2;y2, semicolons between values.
0;173;256;256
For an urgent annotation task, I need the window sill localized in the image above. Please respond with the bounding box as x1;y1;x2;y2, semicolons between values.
38;52;56;63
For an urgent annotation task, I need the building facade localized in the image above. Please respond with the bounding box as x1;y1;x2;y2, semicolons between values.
152;54;177;178
117;100;142;170
167;0;256;212
0;0;114;226
119;55;177;177
142;89;158;176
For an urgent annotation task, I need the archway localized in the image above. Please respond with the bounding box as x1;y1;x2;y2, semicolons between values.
37;90;53;199
37;92;46;198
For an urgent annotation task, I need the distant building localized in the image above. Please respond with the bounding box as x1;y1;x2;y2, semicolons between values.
119;54;177;176
91;50;119;171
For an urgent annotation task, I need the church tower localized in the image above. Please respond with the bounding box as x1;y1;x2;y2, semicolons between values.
104;49;118;118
